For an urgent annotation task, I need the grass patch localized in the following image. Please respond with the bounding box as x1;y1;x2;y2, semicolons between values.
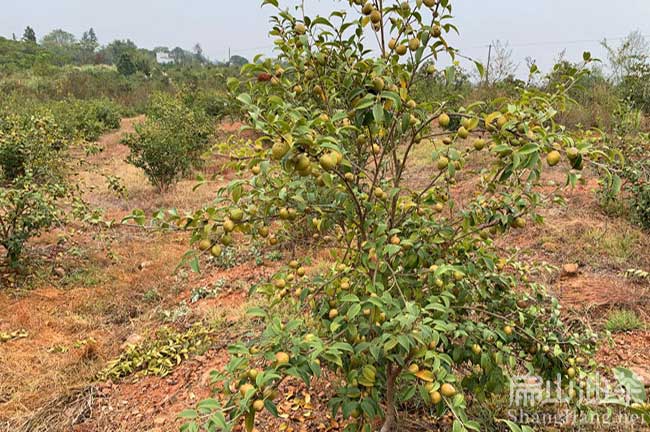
605;309;644;333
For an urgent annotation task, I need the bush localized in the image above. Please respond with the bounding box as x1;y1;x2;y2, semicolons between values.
168;2;618;431
122;92;213;191
0;114;70;265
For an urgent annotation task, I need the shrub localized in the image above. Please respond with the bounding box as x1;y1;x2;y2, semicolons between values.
0;114;70;265
170;2;617;431
122;92;213;191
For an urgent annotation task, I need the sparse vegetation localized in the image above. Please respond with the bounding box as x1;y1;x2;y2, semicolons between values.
605;309;644;333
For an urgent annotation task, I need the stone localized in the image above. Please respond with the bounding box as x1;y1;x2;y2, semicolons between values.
562;263;579;276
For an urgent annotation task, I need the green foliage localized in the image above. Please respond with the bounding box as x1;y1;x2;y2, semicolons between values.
605;310;644;333
99;324;214;380
0;114;71;265
116;51;137;76
122;92;214;190
173;2;617;431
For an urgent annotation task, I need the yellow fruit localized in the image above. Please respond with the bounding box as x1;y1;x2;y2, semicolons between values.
407;99;417;110
328;309;339;319
372;144;381;155
362;1;373;15
296;154;311;171
223;219;235;232
319;153;338;171
198;239;211;251
279;208;289;219
438;113;450;128
240;383;254;396
275;351;290;365
430;390;442;404
294;23;306;35
440;383;456;397
271;141;290;160
297;267;306;276
503;325;513;336
546;150;561;166
457;126;469;139
432;25;442;37
258;226;269;237
396;44;407;56
471;344;482;355
390;235;401;245
251;165;261;175
408;364;419;374
253;399;265;412
408;38;421;51
274;278;286;289
210;245;222;257
248;368;259;380
370;9;382;24
423;0;436;6
437;156;449;171
567;367;576;378
388;38;397;50
473;138;486;150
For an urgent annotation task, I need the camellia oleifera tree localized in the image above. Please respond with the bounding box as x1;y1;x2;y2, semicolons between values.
177;0;614;431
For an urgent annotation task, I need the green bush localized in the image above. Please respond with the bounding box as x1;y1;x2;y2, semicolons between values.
0;114;71;265
122;92;213;191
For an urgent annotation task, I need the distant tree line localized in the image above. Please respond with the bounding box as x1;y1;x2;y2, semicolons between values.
1;26;249;75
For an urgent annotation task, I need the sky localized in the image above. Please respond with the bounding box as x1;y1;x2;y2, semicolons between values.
2;0;650;76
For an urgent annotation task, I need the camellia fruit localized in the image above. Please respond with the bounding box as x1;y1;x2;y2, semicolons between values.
566;147;580;160
362;1;373;15
229;208;244;222
388;38;397;50
239;383;254;396
395;44;407;56
408;38;421;51
275;352;290;365
473;138;486;151
438;113;450;128
546;150;561;166
370;9;381;24
429;390;442;404
437;156;449;171
294;22;306;35
372;76;385;92
440;383;457;397
457;126;469;139
319;152;339;171
271;141;290;160
210;245;222;257
253;400;265;412
471;344;482;355
198;239;211;251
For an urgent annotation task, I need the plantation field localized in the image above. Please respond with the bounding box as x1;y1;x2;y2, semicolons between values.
3;1;650;432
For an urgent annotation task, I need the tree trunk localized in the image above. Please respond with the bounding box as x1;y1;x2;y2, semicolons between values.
380;364;399;432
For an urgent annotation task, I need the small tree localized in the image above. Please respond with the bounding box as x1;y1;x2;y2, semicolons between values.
175;1;615;431
0;114;70;266
123;93;213;191
22;26;36;43
116;52;137;76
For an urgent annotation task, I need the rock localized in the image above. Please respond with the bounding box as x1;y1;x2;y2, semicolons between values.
120;333;143;350
562;263;579;276
630;367;650;388
153;416;167;426
138;261;153;271
53;267;66;278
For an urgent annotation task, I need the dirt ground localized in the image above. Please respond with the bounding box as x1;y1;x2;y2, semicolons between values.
1;121;649;432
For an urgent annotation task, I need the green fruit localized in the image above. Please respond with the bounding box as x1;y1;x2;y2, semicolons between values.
275;351;290;365
473;138;486;151
566;147;580;160
271;141;290;160
429;390;442;404
223;219;235;232
372;76;385;92
253;399;265;412
436;156;449;171
513;217;526;229
210;245;222;257
432;25;442;37
438;113;450;128
396;44;407;56
457;126;469;139
239;383;254;396
229;208;244;222
423;0;436;6
319;153;338;171
471;344;482;355
198;239;211;251
296;154;311;171
546;150;561;166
